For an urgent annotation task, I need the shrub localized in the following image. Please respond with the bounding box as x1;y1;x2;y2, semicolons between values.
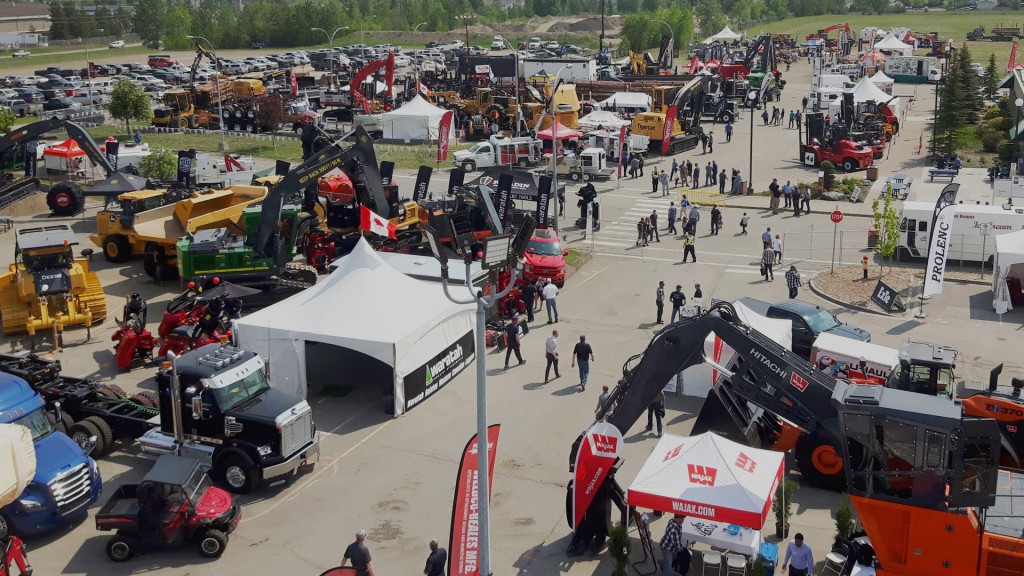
981;130;1007;153
984;106;1003;120
821;161;836;190
997;141;1017;161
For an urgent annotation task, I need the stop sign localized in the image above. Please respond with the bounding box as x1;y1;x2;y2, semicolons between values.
830;210;844;224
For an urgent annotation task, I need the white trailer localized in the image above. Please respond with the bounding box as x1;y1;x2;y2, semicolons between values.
521;58;597;82
898;201;1024;262
546;148;616;182
884;56;939;83
810;332;900;384
583;129;649;161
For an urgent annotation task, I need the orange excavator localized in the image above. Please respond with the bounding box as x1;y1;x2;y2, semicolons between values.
807;23;852;54
350;52;395;114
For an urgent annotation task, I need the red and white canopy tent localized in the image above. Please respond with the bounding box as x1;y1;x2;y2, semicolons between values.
43;138;87;173
627;432;784;528
536;121;582;140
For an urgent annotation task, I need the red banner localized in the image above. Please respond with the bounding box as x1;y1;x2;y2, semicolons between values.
572;422;623;529
448;424;500;576
661;105;677;155
438;110;454;162
289;68;298;97
617;124;627;180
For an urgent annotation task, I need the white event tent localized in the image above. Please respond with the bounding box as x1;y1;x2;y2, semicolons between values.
578;109;631;131
596;92;652;113
381;94;455;142
827;76;901;122
236;239;476;416
992;229;1024;311
870;70;895;95
704;25;743;44
874;33;913;56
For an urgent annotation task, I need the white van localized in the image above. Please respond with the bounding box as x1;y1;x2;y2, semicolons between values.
898;201;1024;262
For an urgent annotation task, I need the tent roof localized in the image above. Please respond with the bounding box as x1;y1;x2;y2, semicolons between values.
578;109;630;130
870;70;894;84
44;138;86;158
236;238;473;366
875;33;912;51
850;75;893;102
627;432;784;528
597;91;652;109
996;229;1024;254
704;25;742;44
536;121;582;139
382;94;446;118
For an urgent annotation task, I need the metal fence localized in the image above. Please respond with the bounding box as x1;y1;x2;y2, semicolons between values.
783;223;874;269
44;34;141;49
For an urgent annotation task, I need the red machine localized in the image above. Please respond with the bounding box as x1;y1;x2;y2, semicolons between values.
112;314;156;371
0;536;31;576
802;138;873;172
318;173;357;204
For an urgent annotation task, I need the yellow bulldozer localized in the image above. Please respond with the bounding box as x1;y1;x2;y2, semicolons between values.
0;225;107;339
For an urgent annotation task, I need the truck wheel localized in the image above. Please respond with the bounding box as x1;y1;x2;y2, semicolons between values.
245;121;257;133
842;159;858;173
102;235;132;263
295;215;316;255
48;411;74;435
47;182;85;216
106;534;135;562
795;428;846;490
217;455;261;494
232;122;243;132
187;114;200;129
221;109;232;120
721;111;735;124
84;416;114;455
233;108;243;119
570;172;580;181
197;528;228;558
582;173;591;182
69;420;106;457
96;384;127;400
175;117;188;129
461;162;474;172
517;158;529;168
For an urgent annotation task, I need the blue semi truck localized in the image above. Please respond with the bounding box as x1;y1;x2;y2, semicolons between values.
0;372;102;538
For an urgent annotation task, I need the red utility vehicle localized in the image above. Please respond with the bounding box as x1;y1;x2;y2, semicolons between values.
522;228;567;287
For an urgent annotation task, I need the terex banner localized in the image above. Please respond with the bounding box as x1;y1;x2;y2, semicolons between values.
923;183;959;297
572;422;623;529
413;165;433;202
448;424;500;576
438;110;455;162
404;330;475;411
661;105;678;155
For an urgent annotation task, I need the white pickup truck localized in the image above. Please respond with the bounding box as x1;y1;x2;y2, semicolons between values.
453;136;544;171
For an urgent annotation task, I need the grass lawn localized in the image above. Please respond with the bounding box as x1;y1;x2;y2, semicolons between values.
2;46;151;69
758;10;1024;71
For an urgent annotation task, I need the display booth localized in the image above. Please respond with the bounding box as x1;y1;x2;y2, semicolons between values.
43;138;87;174
381;94;454;142
703;26;743;44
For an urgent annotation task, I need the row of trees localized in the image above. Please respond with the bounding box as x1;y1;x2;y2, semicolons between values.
48;1;134;40
933;45;985;156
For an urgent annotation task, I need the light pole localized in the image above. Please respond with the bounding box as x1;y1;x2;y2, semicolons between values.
747;89;759;195
456;14;473;79
501;38;521;136
414;21;428;33
187;35;226;152
550;64;573;233
310;26;350;54
652;19;674;70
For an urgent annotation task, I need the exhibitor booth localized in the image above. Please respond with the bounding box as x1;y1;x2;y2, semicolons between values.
236;239;476;416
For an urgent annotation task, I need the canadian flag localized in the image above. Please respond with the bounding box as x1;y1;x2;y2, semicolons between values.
417;81;431;96
360;205;396;239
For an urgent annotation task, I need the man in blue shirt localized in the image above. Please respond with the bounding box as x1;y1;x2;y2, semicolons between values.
781;533;814;576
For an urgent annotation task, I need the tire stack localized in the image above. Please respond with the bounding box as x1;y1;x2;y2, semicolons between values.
223;104;259;133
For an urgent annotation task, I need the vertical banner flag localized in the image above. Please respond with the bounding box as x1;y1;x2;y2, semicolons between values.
379;161;395;185
438;110;455;162
923;184;960;297
617;124;627;179
496;172;513;224
661;105;678;155
413;166;433;202
537;175;553;229
24;141;37;178
572;422;624;529
289;69;298;97
176;149;196;186
447;168;465;197
448;424;500;576
105;140;119;171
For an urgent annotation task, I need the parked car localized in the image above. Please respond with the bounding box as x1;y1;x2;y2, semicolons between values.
126;63;149;72
742;298;871;358
15;87;44;103
222;61;248;75
528;37;542;49
544;40;560;50
71;92;110;106
21;75;47;86
12;49;31;58
523;228;568;287
109;40;125;49
0;98;34;117
0;88;18;100
42;97;80;111
469;45;488;56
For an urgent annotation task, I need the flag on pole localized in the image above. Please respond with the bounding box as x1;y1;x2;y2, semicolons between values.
418;81;431;96
360;205;397;239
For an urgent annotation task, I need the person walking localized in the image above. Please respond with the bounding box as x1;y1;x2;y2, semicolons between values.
685;205;699;235
636;217;646;245
341;529;376;576
785;265;802;298
692;162;700;188
423;540;447;576
762;243;775;282
667;202;678;235
795;110;802;131
519;282;536;323
800;186;811;213
595;385;610;414
503;317;525;369
544;329;560;383
659;514;689;576
705;162;714;186
719;168;727;194
630;155;639;178
773;233;783;264
769;178;781;214
707;132;714;154
801;96;808;111
762;227;773;248
682;231;696;263
779;108;785;126
638;155;645;177
669;284;686;323
781;533;815;576
646;390;665;437
700;132;708;154
651;168;660;194
670;158;679;181
659;169;670;196
693;283;703;314
650;210;660;242
542;278;559;323
761;109;769;125
724;121;733;142
710;205;721;235
740;212;749;235
644;217;653;244
711;160;718;184
534;279;545;313
571;335;594;390
656;281;666;324
684;160;693;187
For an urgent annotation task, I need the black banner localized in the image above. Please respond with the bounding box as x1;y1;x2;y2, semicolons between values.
447;168;465;197
105;140;119;171
380;160;395;185
404;329;475;412
176;149;196;186
24;141;37;178
537;175;553;229
870;280;905;312
496;172;513;224
413;165;432;202
275;160;291;175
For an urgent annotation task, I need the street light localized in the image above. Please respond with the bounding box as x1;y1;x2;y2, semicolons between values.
186;35;226;152
310;26;350;54
501;38;521;136
550;64;573;232
414;22;428;33
652;19;674;70
747;89;759;195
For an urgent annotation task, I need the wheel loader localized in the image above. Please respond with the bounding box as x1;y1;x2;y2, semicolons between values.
0;225;107;338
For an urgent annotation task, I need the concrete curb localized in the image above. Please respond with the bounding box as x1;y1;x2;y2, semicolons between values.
807;270;893;316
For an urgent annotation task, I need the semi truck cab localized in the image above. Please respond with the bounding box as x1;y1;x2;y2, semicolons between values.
0;373;102;537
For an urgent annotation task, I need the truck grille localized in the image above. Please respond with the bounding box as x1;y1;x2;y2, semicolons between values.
49;463;93;515
280;411;314;458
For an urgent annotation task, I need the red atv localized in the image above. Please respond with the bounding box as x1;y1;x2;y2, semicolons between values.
95;455;240;562
112;314;156;371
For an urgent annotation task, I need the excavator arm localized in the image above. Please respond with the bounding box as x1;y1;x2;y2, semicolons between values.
0;117;117;175
187;42;218;90
350;53;396;110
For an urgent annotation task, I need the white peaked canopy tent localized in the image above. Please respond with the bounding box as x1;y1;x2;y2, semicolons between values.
628;432;785;528
870;70;895;94
704;25;743;44
578;109;631;131
236;239;476;416
381;94;454;141
874;33;913;56
596;92;652;112
992;229;1024;310
827;76;901;121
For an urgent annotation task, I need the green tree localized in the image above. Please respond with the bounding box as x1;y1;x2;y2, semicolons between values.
0;107;15;133
137;148;177;179
955;45;982;123
935;55;964;155
694;0;725;37
872;193;900;273
984;53;999;100
108;78;152;133
133;0;166;48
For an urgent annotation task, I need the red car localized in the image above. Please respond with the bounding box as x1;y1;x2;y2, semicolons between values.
523;228;567;287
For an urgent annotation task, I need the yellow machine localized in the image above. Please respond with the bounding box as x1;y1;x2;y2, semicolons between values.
91;189;191;262
90;185;268;277
0;225;107;338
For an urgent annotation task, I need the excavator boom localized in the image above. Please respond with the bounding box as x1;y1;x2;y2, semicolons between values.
0;117;116;175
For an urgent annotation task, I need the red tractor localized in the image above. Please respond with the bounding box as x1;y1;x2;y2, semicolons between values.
800;112;874;173
95;455;240;562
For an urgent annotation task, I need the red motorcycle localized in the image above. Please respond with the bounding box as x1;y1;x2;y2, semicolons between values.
112;314;157;370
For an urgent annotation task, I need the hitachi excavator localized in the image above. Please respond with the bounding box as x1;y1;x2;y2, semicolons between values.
570;301;1024;576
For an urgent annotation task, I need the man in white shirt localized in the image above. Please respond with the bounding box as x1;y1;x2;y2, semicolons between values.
781;532;814;576
544;329;560;383
542;278;559;323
